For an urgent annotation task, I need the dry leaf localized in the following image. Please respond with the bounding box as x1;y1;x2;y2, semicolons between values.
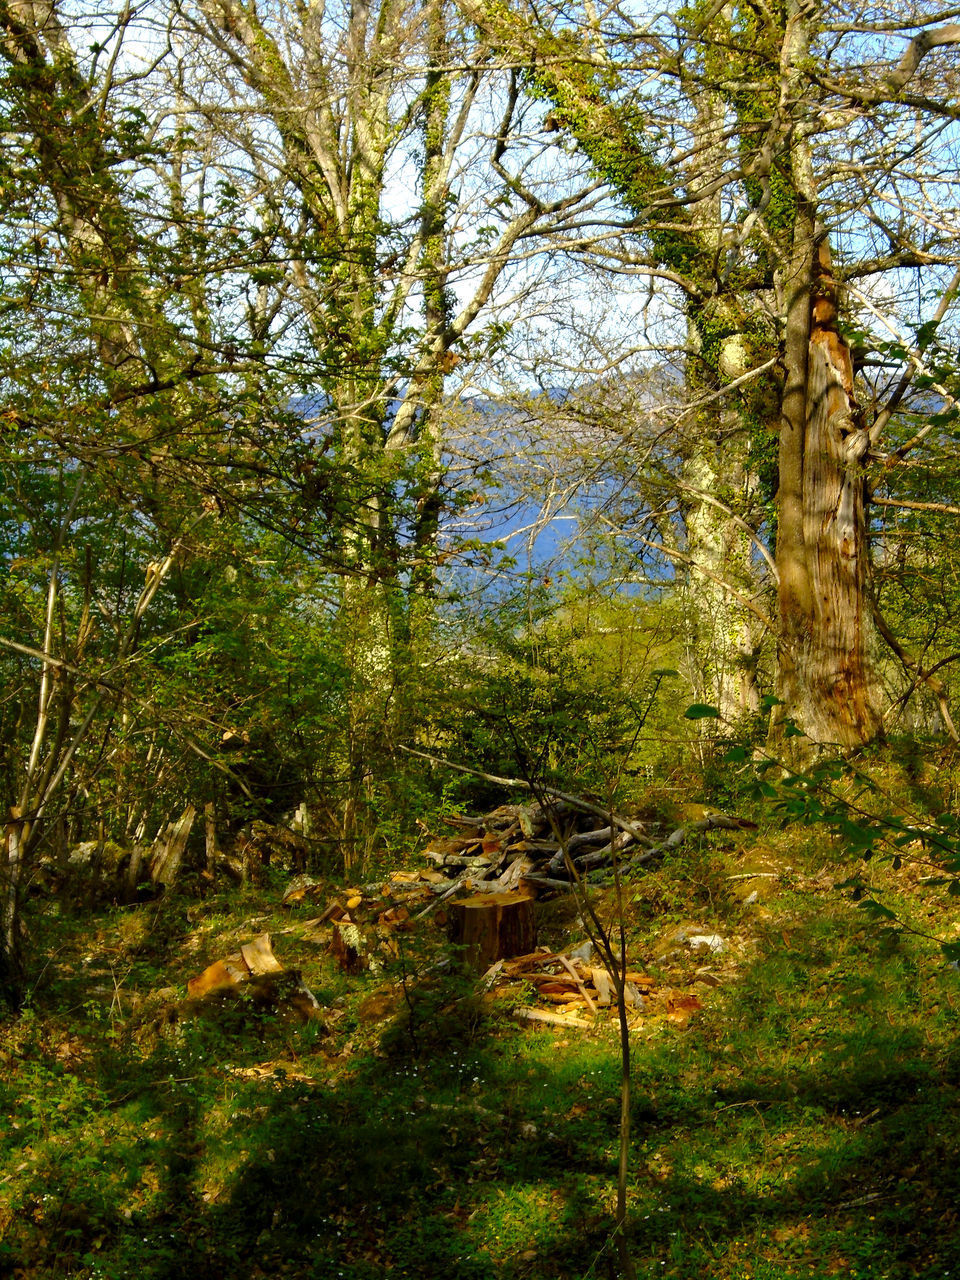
665;992;704;1024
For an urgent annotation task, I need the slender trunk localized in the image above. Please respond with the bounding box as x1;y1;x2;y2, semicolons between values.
204;801;218;875
1;814;25;1005
339;573;397;869
683;60;765;724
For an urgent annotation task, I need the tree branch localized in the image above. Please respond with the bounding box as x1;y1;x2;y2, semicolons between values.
397;745;648;842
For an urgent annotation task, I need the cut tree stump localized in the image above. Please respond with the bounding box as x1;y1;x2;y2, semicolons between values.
448;890;536;970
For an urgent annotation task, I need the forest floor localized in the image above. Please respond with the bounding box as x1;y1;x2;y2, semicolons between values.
3;806;960;1280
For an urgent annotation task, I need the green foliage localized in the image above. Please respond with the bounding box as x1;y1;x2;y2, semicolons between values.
684;703;720;720
429;586;686;804
514;22;703;279
7;824;960;1280
719;737;960;961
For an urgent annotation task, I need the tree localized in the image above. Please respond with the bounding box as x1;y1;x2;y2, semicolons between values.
461;0;960;748
0;0;349;996
160;0;619;851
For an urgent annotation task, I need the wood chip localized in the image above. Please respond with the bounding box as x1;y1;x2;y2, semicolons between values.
590;967;614;1007
623;972;657;988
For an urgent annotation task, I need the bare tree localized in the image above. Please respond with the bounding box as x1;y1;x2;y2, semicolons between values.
164;0;620;853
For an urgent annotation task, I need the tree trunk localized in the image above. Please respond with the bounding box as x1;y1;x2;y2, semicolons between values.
681;48;766;726
1;813;25;1007
796;245;880;743
683;434;765;724
775;125;881;746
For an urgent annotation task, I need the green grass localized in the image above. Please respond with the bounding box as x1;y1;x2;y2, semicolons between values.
3;838;960;1279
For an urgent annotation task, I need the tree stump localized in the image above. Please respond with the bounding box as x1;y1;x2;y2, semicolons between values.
448;890;536;970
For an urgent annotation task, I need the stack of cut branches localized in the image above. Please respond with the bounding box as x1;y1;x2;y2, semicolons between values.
420;794;755;898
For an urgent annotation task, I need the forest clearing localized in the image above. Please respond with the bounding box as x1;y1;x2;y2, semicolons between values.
4;753;960;1280
4;0;960;1273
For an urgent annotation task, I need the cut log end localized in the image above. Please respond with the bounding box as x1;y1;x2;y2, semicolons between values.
448;890;537;970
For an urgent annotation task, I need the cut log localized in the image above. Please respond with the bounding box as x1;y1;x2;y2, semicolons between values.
448;890;536;970
187;931;282;997
329;921;372;973
240;933;284;976
511;1005;592;1030
183;931;322;1025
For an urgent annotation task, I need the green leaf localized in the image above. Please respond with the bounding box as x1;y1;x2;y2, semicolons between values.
943;941;960;964
894;831;921;847
684;703;721;720
859;897;897;921
837;818;876;848
916;318;941;347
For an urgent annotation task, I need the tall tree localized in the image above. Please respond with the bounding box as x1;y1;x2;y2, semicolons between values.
462;0;960;748
0;0;338;994
171;0;609;852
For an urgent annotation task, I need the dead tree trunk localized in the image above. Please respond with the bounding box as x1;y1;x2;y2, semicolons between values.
149;806;197;887
776;231;881;748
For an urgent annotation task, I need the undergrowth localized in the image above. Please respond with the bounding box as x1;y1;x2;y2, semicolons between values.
3;796;960;1279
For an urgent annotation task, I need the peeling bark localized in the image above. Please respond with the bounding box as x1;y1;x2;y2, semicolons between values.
776;231;882;747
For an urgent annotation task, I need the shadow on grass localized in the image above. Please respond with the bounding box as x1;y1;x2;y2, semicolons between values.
5;896;960;1279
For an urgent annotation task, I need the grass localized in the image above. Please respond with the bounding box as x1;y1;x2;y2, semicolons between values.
3;821;960;1279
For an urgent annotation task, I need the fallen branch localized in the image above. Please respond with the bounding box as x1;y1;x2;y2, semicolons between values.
627;814;757;866
572;830;637;871
522;875;581;892
566;825;614;852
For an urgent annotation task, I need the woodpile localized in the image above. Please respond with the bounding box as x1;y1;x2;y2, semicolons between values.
420;799;638;890
273;791;755;986
419;798;755;896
